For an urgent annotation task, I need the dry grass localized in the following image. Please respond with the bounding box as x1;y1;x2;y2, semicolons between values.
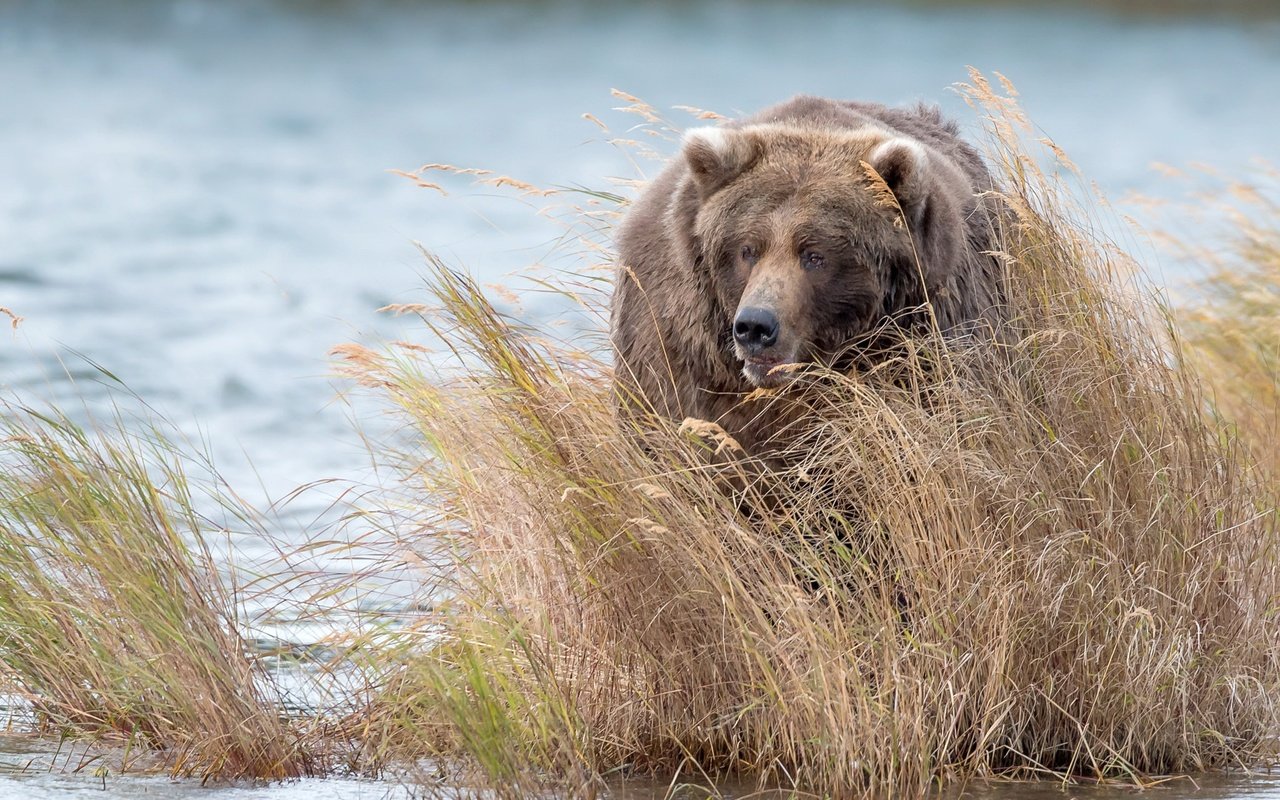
340;74;1280;798
1171;166;1280;481
0;402;315;779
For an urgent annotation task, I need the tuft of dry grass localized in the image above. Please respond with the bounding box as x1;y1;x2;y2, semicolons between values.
342;73;1280;798
0;403;315;779
1170;166;1280;481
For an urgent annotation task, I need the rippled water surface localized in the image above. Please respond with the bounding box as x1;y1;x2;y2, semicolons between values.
3;0;1280;796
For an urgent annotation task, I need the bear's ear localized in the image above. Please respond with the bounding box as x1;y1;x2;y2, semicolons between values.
866;137;930;221
682;126;761;198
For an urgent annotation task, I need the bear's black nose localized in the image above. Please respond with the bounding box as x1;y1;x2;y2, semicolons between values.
733;307;780;353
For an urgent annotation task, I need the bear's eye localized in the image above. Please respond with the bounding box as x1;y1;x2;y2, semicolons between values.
801;249;825;270
740;244;759;265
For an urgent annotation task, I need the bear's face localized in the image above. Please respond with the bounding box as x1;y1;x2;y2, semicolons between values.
683;124;953;389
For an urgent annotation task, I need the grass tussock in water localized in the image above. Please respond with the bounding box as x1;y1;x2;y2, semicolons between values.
342;75;1280;798
0;404;314;779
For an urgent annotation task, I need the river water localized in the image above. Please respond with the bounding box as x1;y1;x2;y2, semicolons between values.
3;0;1280;797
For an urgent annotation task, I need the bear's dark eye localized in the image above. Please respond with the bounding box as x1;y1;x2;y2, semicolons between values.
740;244;759;265
801;249;825;270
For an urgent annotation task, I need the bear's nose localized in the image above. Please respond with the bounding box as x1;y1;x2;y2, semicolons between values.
733;307;780;353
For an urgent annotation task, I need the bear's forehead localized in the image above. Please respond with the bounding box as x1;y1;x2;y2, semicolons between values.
720;162;883;216
738;126;895;198
693;123;909;241
746;122;893;158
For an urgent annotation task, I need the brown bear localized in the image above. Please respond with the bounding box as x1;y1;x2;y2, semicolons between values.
611;95;1006;453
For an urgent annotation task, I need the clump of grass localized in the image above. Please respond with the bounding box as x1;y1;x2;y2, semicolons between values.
1172;167;1280;480
0;402;313;779
343;72;1280;798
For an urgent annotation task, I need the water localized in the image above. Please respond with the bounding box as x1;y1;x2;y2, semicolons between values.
2;0;1280;796
0;737;410;799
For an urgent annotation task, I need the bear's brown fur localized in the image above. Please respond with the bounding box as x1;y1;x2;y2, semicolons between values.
612;96;1006;452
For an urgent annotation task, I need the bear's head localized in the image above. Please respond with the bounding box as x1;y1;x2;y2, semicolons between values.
681;122;973;389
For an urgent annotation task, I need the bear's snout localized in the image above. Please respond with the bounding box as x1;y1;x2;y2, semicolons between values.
733;305;799;388
733;306;780;354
